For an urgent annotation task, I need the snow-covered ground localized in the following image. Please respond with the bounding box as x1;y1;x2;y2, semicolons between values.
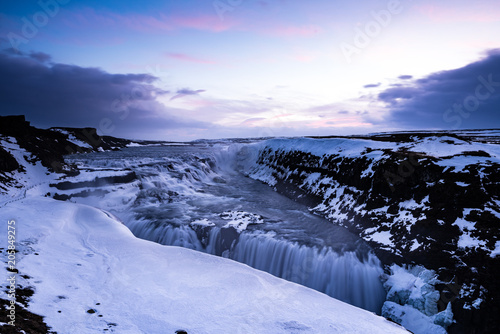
0;137;62;204
0;197;409;333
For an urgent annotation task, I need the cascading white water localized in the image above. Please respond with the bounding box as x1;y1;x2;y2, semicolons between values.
232;232;386;313
127;221;204;251
128;221;386;313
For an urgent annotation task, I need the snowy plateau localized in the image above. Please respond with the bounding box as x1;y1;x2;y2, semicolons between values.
1;117;499;334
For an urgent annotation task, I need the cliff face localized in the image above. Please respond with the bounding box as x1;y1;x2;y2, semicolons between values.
0;146;19;172
242;133;500;334
0;116;133;175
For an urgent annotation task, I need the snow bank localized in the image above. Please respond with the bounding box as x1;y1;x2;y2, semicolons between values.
1;197;409;334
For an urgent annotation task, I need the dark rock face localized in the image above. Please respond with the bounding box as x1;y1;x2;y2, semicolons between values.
0;115;135;175
247;135;500;334
0;115;89;173
51;127;134;151
0;146;19;172
51;172;137;190
0;286;55;334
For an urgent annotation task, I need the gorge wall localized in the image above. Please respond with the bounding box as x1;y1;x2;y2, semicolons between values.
240;133;500;334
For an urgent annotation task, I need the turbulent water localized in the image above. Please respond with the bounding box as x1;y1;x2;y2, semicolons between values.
66;143;387;313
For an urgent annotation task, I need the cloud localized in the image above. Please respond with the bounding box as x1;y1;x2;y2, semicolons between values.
363;83;381;88
0;51;210;139
166;53;216;64
29;51;52;63
293;52;317;62
264;24;323;37
170;88;206;101
415;4;500;23
398;75;413;80
375;49;500;129
240;117;266;126
378;87;419;103
62;8;235;33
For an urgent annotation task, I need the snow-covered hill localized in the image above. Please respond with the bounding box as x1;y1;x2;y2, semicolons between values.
0;197;409;334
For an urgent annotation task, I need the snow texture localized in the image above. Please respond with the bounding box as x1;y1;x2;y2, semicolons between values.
0;197;409;334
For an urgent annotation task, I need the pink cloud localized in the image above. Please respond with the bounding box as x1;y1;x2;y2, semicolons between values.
270;113;293;119
181;99;219;108
294;54;316;62
61;8;235;33
415;4;500;23
167;53;216;64
170;15;234;32
263;24;323;37
241;118;267;126
306;117;372;128
291;50;320;63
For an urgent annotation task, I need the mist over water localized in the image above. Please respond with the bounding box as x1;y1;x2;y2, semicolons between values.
68;143;387;312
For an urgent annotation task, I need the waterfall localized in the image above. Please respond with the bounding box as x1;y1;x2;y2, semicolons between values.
127;221;204;251
127;221;386;313
232;232;386;313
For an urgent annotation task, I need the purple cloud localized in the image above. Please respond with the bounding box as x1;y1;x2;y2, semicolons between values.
363;83;381;88
375;49;500;129
170;88;206;101
0;50;210;139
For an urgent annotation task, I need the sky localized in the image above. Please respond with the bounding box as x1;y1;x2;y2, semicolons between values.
0;0;499;141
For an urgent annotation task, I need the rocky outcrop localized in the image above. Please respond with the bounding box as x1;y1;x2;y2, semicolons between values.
243;133;500;334
0;146;19;172
0;115;138;174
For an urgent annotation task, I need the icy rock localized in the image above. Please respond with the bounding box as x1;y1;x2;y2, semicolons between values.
387;287;411;305
382;301;447;334
383;264;451;333
382;301;404;324
433;302;454;329
423;290;440;316
408;283;440;316
385;265;441;316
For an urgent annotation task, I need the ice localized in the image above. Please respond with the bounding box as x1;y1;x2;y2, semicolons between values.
382;265;453;334
382;302;447;334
